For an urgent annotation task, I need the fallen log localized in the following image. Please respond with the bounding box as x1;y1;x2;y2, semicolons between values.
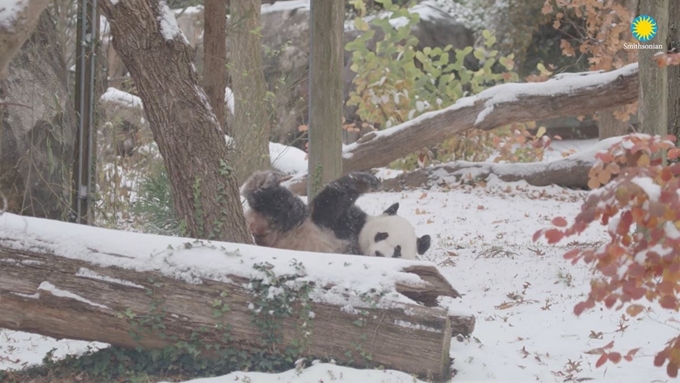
285;136;624;193
383;137;624;191
342;64;639;173
283;65;638;195
0;214;470;381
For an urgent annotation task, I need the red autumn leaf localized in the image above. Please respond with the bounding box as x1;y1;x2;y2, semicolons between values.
604;295;618;308
544;229;564;244
574;301;589;316
625;304;645;317
595;152;614;163
608;352;622;364
620;210;633;228
563;248;580;260
626;348;641;359
655;351;668;367
595;353;608;368
668;362;679;378
630;141;648;154
658;281;675;295
660;295;679;310
532;229;543;242
603;340;615;350
551;217;568;227
669;148;680;160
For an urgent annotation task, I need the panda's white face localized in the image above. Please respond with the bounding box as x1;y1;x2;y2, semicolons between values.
358;203;431;260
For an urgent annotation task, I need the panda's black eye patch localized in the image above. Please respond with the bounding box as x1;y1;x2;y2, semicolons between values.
392;245;402;258
374;232;389;242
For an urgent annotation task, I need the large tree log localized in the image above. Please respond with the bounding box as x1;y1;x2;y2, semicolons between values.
342;64;639;173
99;0;252;243
284;65;639;195
0;214;470;381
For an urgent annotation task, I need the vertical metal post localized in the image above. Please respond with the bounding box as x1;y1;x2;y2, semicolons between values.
71;0;99;224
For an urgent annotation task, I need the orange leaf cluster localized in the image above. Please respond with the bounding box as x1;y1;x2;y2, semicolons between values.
534;133;680;376
655;52;680;68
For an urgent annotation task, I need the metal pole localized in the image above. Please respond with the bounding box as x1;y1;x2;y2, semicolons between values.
71;0;98;224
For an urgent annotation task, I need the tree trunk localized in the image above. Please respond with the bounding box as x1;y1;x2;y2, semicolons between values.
669;2;680;141
228;0;271;184
202;0;229;134
0;0;50;80
306;0;344;199
597;0;638;140
99;0;252;243
0;235;471;381
638;0;669;135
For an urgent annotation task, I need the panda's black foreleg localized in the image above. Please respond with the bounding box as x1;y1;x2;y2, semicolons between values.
310;172;381;240
242;171;309;232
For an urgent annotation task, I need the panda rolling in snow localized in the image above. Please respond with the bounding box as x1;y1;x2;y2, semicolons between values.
242;170;431;259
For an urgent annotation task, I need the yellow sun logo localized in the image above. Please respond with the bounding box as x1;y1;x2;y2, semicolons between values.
631;15;657;42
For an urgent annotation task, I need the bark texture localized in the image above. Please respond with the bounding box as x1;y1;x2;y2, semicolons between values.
342;65;639;174
0;242;471;381
0;0;50;79
306;0;344;199
202;0;228;133
99;0;251;243
597;0;638;140
228;0;271;184
637;0;669;135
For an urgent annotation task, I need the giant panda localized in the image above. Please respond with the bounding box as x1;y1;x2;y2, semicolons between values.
241;170;431;259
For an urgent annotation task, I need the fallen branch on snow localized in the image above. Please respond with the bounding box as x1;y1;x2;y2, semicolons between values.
0;213;471;380
382;137;624;191
341;64;638;173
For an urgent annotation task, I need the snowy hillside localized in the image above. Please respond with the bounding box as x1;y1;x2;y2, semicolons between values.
1;161;676;382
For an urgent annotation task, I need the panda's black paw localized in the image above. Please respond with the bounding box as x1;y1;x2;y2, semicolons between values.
242;170;283;198
345;172;382;193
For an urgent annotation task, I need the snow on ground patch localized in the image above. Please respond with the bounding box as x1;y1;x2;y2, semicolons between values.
100;87;143;109
1;144;678;381
0;0;25;29
269;142;307;175
0;329;107;371
161;363;427;383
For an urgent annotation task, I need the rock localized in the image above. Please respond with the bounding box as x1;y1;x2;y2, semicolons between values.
0;12;76;219
175;1;474;145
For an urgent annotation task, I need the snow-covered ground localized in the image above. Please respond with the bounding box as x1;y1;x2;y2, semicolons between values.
1;142;677;383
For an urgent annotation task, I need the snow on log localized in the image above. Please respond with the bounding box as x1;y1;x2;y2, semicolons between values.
0;0;50;79
382;137;624;191
342;64;639;173
0;214;469;380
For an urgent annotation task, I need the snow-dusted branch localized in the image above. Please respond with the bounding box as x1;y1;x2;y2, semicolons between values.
383;137;624;190
342;64;639;173
0;0;51;79
0;213;470;380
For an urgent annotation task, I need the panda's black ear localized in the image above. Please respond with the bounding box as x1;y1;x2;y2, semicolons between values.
383;203;399;216
416;235;431;255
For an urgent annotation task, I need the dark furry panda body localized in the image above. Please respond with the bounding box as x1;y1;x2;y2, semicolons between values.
242;171;431;258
